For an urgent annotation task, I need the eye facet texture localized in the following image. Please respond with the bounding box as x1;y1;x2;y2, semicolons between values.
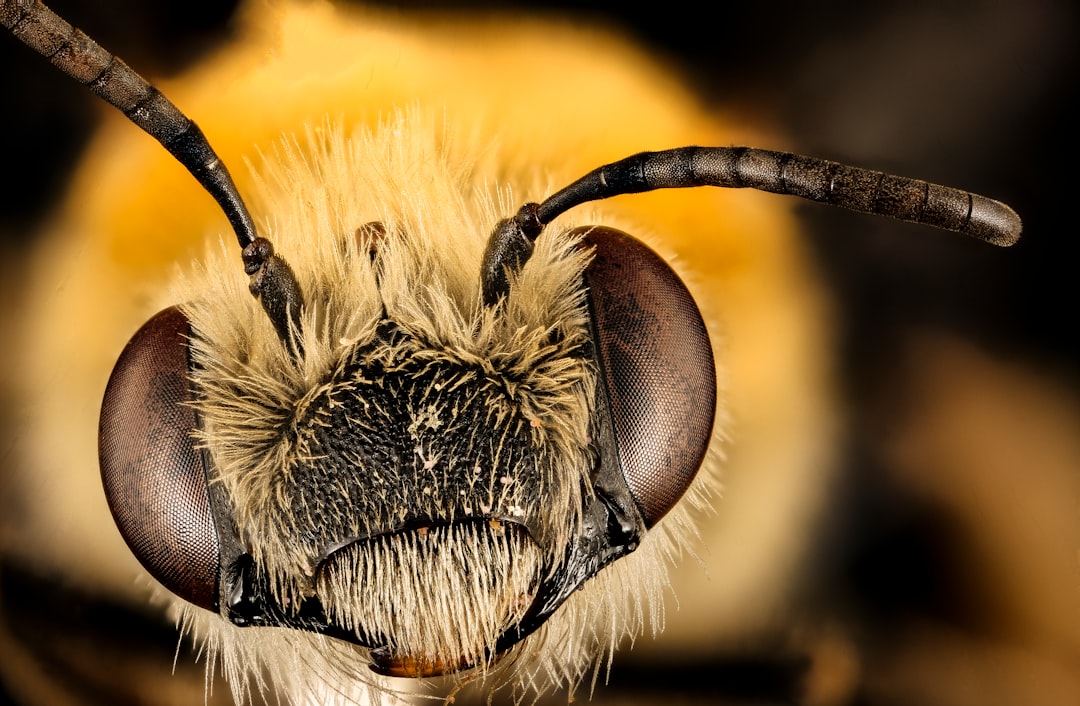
580;227;716;526
99;306;219;610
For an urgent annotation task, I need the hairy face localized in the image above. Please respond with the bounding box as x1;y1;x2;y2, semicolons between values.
188;132;597;672
159;118;711;699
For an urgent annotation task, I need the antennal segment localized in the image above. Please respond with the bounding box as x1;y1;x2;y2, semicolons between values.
1;0;256;249
537;146;1022;247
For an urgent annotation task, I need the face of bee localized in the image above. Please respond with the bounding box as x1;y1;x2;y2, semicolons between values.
95;119;718;685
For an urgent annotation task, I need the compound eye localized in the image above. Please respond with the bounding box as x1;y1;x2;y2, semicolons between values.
98;306;220;610
578;227;717;527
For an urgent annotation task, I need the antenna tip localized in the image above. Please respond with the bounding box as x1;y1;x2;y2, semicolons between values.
969;196;1022;247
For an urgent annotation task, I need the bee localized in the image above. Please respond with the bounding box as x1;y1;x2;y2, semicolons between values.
1;1;1019;704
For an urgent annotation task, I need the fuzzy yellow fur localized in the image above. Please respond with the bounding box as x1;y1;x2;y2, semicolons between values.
177;104;714;701
2;1;836;704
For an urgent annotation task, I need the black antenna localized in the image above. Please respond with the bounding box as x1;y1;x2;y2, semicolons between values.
482;146;1022;306
2;0;303;344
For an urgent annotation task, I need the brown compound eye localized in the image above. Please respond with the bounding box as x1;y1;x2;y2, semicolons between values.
98;306;220;611
576;227;717;527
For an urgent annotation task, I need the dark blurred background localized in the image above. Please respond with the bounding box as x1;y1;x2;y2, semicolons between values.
2;1;1077;705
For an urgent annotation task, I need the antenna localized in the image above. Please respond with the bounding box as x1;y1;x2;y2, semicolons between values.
2;0;303;344
482;147;1022;305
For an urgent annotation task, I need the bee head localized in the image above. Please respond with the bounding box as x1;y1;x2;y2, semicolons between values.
98;128;717;677
97;135;1021;681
